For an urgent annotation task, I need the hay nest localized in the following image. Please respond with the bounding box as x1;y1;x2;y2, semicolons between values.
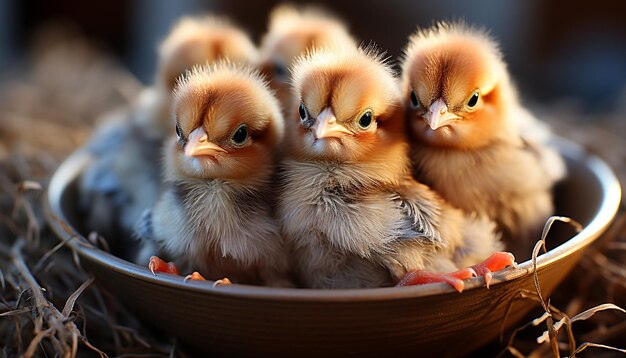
0;27;624;357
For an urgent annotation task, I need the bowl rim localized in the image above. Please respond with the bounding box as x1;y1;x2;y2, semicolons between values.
45;137;622;302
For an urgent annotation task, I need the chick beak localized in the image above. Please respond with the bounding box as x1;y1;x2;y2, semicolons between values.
184;127;227;157
313;108;352;139
424;98;461;130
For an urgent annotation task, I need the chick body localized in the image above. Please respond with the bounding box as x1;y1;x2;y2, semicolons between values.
79;90;165;257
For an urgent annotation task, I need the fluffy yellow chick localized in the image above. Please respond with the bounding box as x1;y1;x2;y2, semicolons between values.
79;16;258;257
258;4;357;111
278;46;510;290
401;23;566;257
135;63;292;287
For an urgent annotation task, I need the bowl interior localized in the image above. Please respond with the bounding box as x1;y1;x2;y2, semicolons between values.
53;139;620;286
44;139;621;355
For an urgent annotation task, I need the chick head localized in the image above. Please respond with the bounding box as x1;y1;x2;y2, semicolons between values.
290;46;405;163
258;5;356;104
401;22;511;149
158;16;258;94
170;62;283;183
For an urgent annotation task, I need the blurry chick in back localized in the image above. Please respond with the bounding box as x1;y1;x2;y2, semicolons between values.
401;22;566;258
78;16;258;259
258;4;357;113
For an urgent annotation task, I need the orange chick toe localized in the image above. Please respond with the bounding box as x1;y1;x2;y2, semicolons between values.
148;256;180;275
396;267;476;293
471;252;516;288
184;271;206;281
213;278;232;287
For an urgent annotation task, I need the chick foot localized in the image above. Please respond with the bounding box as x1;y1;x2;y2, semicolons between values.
148;256;180;275
213;278;232;287
183;272;232;287
396;267;476;293
148;256;232;287
470;252;516;288
183;271;206;281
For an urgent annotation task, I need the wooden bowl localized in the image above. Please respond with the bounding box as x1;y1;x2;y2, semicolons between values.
45;138;621;356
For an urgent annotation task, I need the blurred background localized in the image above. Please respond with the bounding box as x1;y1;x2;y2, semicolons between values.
2;0;626;113
1;2;626;356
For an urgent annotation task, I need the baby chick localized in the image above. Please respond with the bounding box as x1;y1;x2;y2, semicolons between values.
79;16;258;257
134;63;292;287
401;23;565;258
258;4;357;111
279;46;510;290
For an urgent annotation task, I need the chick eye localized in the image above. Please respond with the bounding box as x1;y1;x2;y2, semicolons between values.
274;62;288;80
175;123;186;148
231;125;249;146
467;91;480;109
358;111;373;129
175;123;182;139
410;90;420;108
299;102;307;121
176;123;185;142
298;102;315;128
